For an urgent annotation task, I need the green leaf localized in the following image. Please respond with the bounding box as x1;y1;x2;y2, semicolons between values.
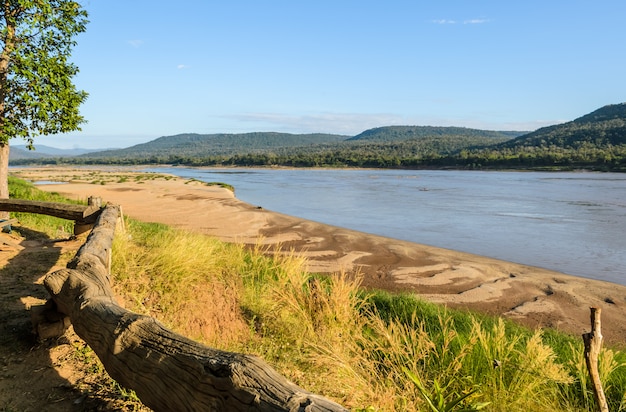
0;0;88;144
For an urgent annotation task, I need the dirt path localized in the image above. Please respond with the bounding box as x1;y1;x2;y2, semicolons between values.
0;226;149;410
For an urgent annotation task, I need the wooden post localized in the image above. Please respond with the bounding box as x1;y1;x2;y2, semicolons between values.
116;204;126;233
582;307;609;412
88;196;102;207
44;204;347;412
74;196;103;235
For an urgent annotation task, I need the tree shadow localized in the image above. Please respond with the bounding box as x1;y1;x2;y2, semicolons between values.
0;226;130;411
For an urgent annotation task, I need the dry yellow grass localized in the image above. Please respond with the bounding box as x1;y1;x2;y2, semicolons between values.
110;217;626;411
112;220;250;348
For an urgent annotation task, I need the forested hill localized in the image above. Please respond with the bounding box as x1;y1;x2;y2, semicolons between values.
83;132;348;158
498;103;626;149
74;128;519;163
10;103;626;171
349;126;524;142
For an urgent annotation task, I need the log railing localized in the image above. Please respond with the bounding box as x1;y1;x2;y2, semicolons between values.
37;203;346;411
0;197;102;235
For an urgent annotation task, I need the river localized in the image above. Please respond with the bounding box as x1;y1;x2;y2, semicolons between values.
146;167;626;285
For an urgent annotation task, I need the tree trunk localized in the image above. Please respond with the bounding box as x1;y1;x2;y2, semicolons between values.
0;8;14;221
0;142;9;220
44;205;347;412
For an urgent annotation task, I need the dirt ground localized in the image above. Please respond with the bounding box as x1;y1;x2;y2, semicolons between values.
0;227;149;411
2;166;626;410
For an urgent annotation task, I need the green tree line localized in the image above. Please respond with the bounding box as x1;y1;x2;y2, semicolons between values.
14;140;626;171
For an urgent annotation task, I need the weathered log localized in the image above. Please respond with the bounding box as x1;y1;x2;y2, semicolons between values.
44;204;347;412
582;307;609;412
30;299;71;340
0;198;101;222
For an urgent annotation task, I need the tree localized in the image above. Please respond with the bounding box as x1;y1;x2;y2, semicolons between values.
0;0;88;211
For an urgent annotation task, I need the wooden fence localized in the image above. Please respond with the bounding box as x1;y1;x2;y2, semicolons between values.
0;196;103;235
0;198;346;411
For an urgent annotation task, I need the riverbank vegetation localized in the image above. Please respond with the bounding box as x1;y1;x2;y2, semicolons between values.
13;135;626;173
110;219;626;411
7;178;626;411
14;136;626;171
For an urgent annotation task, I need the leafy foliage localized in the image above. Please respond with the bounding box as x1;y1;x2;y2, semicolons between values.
0;0;88;146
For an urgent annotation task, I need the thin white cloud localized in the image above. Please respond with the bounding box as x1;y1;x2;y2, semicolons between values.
432;18;491;25
222;112;405;135
464;19;490;24
177;64;190;69
128;39;144;48
220;112;554;135
426;115;557;132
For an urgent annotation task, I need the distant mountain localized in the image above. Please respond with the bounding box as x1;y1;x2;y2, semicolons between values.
9;146;54;160
81;132;349;158
573;103;626;123
349;126;525;142
21;144;101;156
73;128;524;163
9;144;107;160
499;103;626;148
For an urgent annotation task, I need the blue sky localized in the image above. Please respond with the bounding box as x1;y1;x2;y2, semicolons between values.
30;1;626;149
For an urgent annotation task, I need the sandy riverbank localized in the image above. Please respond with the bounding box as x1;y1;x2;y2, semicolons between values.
11;166;626;345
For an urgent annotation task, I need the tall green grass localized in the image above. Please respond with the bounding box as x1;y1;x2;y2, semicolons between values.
111;219;626;411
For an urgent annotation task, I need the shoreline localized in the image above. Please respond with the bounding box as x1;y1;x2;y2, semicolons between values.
11;166;626;345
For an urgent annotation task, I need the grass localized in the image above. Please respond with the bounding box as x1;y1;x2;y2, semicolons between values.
7;176;626;411
184;177;235;191
111;220;626;411
204;181;235;191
